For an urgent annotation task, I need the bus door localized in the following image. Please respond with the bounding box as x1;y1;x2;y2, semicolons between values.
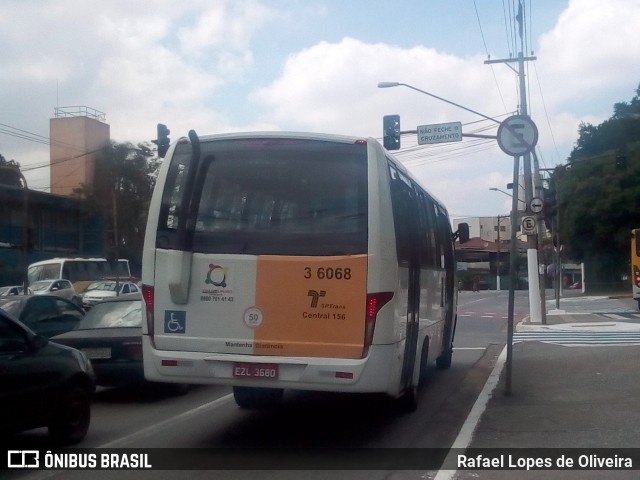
436;206;456;356
389;166;420;390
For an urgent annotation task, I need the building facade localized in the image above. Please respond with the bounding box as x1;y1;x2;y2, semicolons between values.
0;107;109;285
0;184;104;285
50;106;110;196
453;216;513;243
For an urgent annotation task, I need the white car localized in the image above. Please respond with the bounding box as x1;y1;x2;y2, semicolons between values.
81;281;139;309
30;279;81;306
0;285;33;296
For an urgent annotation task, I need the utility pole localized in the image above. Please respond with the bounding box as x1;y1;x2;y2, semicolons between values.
485;1;545;324
496;215;501;291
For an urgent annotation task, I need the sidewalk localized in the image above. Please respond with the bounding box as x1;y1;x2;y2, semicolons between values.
518;294;640;331
454;295;640;479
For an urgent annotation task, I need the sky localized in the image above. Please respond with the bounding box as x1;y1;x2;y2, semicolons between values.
1;0;640;219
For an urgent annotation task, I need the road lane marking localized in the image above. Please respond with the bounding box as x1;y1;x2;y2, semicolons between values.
434;345;508;480
98;393;234;448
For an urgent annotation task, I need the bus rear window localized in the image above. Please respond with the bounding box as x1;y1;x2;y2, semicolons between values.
158;138;368;256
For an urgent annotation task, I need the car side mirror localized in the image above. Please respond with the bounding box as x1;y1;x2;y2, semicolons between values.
454;222;470;244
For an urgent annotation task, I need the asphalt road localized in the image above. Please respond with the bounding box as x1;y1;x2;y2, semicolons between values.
4;290;533;480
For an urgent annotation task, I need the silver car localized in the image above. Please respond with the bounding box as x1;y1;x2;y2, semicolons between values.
81;281;139;309
0;285;33;296
30;279;82;307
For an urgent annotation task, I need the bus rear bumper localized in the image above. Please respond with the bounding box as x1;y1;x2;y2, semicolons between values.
142;335;400;395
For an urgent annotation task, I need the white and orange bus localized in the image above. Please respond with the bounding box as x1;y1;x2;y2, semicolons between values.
141;131;468;411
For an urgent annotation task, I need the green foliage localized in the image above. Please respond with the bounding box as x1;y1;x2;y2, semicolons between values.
0;154;23;187
551;83;640;288
72;142;160;273
569;84;640;161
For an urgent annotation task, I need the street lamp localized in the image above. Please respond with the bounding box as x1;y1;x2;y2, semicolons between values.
489;187;512;198
377;82;500;124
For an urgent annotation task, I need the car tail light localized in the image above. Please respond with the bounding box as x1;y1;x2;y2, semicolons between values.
362;292;393;358
142;285;155;345
123;341;143;361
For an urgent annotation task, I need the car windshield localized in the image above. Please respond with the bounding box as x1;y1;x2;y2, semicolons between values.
30;281;52;292
3;286;28;295
85;282;104;291
76;300;142;329
87;282;119;292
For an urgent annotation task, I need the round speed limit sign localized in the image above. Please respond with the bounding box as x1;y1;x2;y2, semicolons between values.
521;216;537;235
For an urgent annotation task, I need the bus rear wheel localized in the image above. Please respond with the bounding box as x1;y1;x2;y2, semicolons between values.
436;347;453;369
233;386;284;409
396;385;419;413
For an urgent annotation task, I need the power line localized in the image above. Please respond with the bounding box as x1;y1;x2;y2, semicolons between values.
0;122;88;152
473;0;508;112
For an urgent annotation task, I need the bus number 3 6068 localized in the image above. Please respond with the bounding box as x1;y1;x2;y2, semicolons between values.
304;267;352;280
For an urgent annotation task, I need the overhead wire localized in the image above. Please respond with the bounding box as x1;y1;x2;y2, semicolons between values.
0;122;88;152
0;121;115;192
381;117;508;169
473;0;509;112
501;0;513;56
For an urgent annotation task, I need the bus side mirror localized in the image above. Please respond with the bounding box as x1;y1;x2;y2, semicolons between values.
454;223;470;244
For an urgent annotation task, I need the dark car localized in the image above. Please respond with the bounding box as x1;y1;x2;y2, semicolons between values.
53;293;187;393
0;294;85;338
52;293;143;387
0;308;95;444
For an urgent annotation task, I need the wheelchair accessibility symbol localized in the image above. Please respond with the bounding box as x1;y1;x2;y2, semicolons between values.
164;311;186;334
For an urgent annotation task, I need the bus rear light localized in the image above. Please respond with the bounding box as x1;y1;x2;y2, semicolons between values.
335;371;354;379
142;285;155;343
363;292;394;358
161;360;178;367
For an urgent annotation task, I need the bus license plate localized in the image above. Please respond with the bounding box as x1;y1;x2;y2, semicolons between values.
233;363;278;380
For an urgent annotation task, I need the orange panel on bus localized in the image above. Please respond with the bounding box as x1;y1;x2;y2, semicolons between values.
253;255;368;358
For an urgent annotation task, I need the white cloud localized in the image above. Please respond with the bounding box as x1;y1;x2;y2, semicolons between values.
251;37;512;135
0;0;279;190
2;0;639;217
177;1;272;55
536;0;640;108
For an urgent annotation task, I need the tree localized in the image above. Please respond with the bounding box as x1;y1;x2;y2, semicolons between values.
552;83;640;290
0;154;24;187
73;142;160;274
569;83;640;162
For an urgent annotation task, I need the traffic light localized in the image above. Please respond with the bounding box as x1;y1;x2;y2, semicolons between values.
152;123;171;158
383;115;401;150
542;187;557;232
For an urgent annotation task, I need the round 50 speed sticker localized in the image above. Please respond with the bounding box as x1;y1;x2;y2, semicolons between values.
243;307;263;328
